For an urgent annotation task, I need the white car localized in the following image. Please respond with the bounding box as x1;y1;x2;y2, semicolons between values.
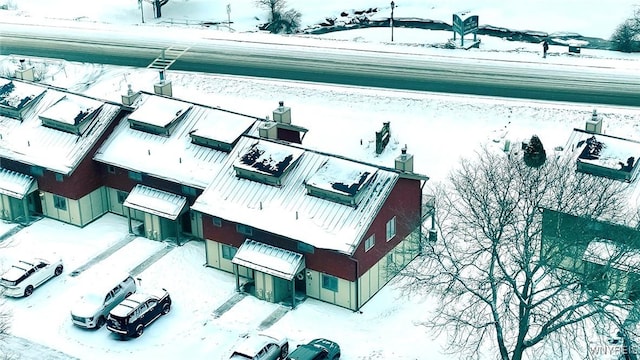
70;272;137;329
0;257;64;297
230;334;289;360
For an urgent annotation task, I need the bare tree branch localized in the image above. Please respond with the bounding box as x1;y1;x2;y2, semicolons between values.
398;145;636;359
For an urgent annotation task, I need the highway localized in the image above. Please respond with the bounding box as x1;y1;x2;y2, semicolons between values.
2;22;640;106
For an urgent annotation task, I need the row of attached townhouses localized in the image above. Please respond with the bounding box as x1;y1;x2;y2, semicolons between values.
0;77;430;311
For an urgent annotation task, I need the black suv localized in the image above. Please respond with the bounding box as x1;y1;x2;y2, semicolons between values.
106;288;171;338
287;338;340;360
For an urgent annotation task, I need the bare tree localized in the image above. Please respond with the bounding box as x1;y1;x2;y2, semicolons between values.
611;8;640;52
400;145;637;360
255;0;300;34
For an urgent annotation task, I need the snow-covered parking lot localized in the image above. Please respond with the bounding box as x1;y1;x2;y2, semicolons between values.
0;214;441;360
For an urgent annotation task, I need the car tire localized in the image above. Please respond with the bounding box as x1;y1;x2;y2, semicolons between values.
280;344;289;359
24;285;34;297
96;316;106;329
332;354;341;360
54;265;63;276
126;292;133;298
134;324;144;338
162;303;171;315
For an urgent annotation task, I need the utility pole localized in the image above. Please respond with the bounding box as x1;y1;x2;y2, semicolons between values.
390;1;396;42
227;3;231;32
138;0;145;23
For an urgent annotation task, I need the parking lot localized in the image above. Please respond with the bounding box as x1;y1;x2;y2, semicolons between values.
0;214;441;360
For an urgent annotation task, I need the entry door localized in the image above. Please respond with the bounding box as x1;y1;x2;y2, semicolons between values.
145;213;161;240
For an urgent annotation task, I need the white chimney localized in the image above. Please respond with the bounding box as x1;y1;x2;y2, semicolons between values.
121;84;141;106
395;145;414;172
272;101;291;124
154;69;173;96
585;109;603;134
15;58;35;81
258;121;278;140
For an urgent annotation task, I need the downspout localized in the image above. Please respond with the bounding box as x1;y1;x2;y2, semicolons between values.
351;256;360;312
419;180;427;256
127;206;133;234
22;196;29;225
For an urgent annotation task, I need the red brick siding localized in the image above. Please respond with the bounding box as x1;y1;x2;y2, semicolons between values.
201;214;357;280
352;177;422;275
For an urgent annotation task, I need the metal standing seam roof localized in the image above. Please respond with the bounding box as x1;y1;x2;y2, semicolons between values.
94;93;257;189
123;184;187;220
0;79;122;175
232;239;305;281
191;136;400;255
0;168;36;199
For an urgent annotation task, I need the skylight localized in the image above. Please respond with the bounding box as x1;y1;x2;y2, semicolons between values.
305;158;377;206
0;79;46;120
233;140;303;186
189;110;255;152
39;95;103;135
128;96;191;136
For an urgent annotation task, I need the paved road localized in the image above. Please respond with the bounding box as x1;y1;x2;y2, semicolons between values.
2;22;640;106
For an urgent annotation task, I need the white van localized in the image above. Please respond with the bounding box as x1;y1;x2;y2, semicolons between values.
70;272;137;329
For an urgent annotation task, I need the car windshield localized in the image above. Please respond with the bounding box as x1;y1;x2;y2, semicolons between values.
0;278;17;286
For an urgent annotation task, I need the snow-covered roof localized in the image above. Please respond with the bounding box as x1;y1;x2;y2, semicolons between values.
190;110;255;145
128;95;191;128
307;157;377;197
0;78;121;175
583;239;640;273
566;129;640;173
191;136;400;255
0;167;36;199
39;95;102;125
0;78;44;112
94;93;258;189
232;239;305;281
123;184;187;220
234;140;304;177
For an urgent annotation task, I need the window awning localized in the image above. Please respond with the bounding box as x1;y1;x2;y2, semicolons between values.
0;168;36;199
123;184;187;220
232;239;305;281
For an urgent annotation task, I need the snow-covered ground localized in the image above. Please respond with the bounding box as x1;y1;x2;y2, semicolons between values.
1;1;640;359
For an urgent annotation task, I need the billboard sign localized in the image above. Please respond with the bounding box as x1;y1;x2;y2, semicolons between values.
453;13;479;36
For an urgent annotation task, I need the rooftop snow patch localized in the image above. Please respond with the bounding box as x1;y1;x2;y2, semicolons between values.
568;129;640;181
0;79;46;119
233;140;303;186
128;96;192;136
305;157;377;206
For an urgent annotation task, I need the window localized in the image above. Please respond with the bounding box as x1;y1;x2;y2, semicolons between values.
181;185;196;196
364;234;375;252
117;191;127;204
107;165;116;174
212;217;222;227
53;195;67;211
322;274;338;292
55;173;64;182
221;244;237;260
386;216;396;241
128;171;142;181
30;166;44;177
236;224;253;236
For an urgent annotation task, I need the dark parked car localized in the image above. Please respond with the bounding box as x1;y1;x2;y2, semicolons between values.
106;288;171;338
287;338;340;360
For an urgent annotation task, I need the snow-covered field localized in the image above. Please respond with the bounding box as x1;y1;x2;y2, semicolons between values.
1;0;640;359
